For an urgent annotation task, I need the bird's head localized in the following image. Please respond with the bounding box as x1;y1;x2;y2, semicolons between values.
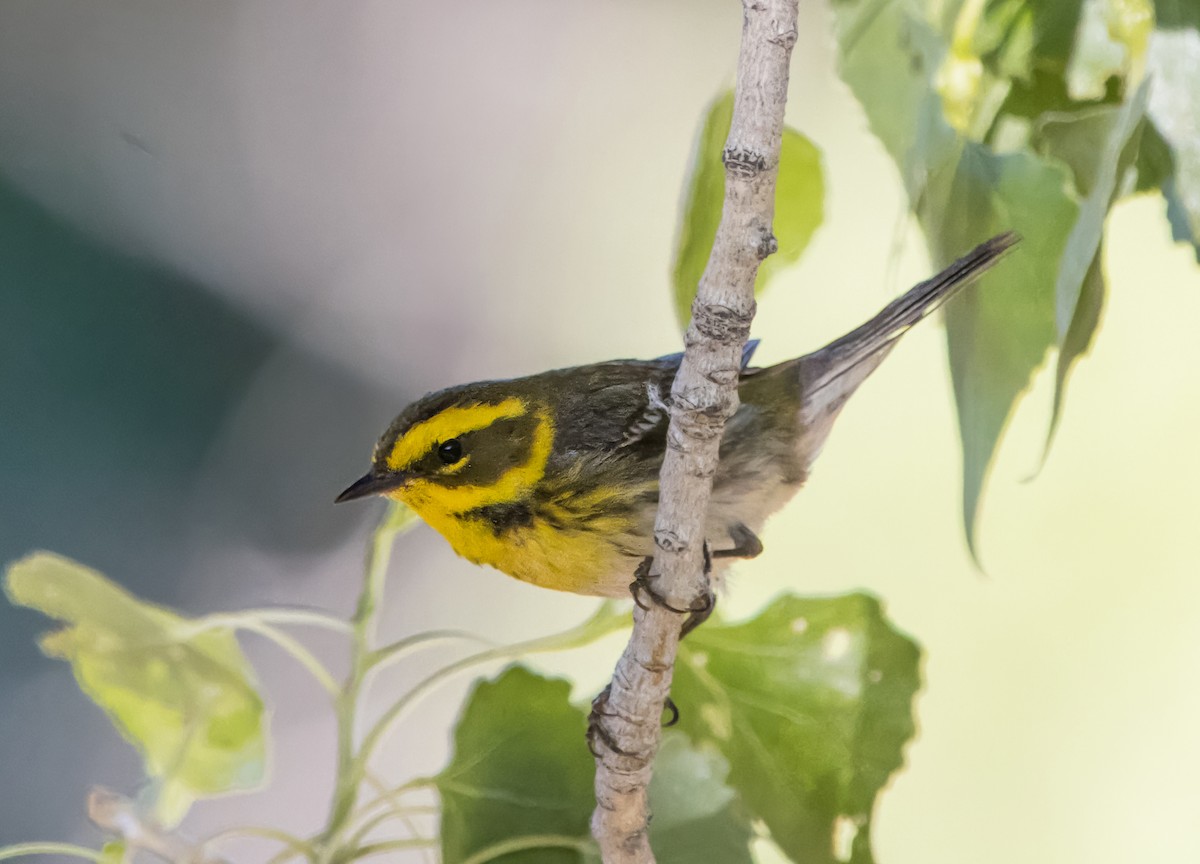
336;383;555;515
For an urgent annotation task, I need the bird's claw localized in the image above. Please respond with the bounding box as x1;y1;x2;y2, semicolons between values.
628;556;716;639
586;686;682;757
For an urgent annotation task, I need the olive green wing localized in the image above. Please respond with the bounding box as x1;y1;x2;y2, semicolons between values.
605;340;762;450
546;341;763;460
544;360;675;457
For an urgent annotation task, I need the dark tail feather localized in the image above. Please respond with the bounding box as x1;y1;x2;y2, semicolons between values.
791;232;1019;468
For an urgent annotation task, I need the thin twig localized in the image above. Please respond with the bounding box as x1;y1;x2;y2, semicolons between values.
344;837;437;861
88;786;225;864
0;844;105;863
458;835;596;864
318;504;416;855
589;1;799;860
358;603;629;769
199;826;315;862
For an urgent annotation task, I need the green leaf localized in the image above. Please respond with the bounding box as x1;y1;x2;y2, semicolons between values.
977;0;1084;82
1134;118;1176;193
671;593;920;864
1037;102;1141;196
1156;0;1200;31
756;125;825;292
1147;28;1200;258
3;552;266;827
439;666;759;864
1034;81;1149;455
672;90;824;327
830;0;1164;556
649;734;754;864
932;145;1077;557
976;0;1038;82
831;0;954;188
437;666;594;864
1048;245;1106;452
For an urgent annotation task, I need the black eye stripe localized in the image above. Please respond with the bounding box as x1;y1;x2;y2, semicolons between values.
423;412;543;482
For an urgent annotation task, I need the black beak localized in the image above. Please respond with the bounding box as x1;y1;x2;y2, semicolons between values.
335;471;405;504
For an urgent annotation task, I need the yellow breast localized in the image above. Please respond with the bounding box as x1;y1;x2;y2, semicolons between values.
409;502;638;597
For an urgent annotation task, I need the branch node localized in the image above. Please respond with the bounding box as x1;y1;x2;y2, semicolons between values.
690;303;755;343
721;145;767;177
757;231;779;259
653;529;686;555
704;367;741;388
768;24;798;48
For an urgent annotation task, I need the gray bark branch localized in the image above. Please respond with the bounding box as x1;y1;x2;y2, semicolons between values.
590;2;800;860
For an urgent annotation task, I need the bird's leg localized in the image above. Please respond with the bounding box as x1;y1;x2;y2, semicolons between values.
593;525;763;753
627;524;758;637
619;551;717;738
673;524;759;638
710;522;764;560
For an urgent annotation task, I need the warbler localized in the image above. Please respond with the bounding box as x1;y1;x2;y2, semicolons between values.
337;234;1016;597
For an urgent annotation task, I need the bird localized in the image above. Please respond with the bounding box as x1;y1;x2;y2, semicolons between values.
336;233;1017;600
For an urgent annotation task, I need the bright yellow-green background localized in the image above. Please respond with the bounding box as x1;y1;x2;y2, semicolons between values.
0;1;1197;861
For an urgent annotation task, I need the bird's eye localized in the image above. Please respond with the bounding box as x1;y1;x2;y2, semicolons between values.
437;438;464;465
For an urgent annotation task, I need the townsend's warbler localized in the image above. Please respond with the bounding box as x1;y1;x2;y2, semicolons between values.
337;234;1016;596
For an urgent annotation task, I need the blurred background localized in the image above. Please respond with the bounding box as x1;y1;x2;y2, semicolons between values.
1;1;1198;862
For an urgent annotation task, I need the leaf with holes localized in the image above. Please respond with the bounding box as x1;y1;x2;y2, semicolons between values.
650;733;755;864
438;665;758;863
3;552;266;828
671;593;921;864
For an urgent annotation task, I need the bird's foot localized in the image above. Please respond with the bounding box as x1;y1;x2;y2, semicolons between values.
710;522;764;560
629;555;716;639
587;686;680;758
586;685;626;757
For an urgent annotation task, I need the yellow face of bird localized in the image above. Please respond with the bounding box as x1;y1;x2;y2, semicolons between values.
336;393;557;518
